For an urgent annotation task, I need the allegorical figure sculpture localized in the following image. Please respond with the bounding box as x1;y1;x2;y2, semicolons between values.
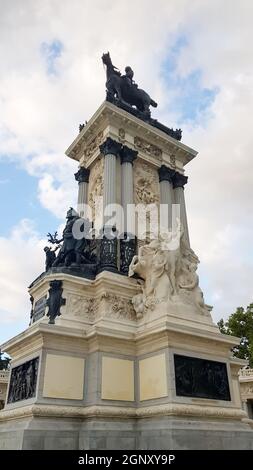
45;208;96;270
44;245;59;271
129;223;210;318
102;52;157;116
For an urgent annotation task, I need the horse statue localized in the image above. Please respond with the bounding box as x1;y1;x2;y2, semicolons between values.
102;52;157;116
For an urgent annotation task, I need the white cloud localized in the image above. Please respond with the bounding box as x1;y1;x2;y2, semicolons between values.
0;219;45;324
1;0;253;339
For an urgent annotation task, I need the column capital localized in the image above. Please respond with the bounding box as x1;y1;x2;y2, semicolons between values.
99;137;122;157
74;167;90;183
173;171;188;189
120;145;138;165
158;165;175;183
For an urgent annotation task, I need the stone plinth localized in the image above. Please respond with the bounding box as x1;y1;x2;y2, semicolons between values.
0;272;253;449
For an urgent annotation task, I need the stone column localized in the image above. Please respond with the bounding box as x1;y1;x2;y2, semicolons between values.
74;167;90;218
100;137;122;214
120;145;138;274
158;165;175;232
99;137;122;272
173;172;190;246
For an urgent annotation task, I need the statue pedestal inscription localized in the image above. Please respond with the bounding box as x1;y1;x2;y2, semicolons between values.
0;98;253;450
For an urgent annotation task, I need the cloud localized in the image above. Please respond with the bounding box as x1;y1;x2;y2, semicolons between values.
0;219;45;325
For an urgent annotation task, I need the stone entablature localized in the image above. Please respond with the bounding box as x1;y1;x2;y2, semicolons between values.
65;101;197;171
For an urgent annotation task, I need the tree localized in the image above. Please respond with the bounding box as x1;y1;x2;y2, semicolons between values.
217;303;253;367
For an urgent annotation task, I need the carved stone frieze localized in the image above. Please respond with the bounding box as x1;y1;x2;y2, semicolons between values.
101;293;136;321
134;136;162;161
67;295;99;322
67;292;136;322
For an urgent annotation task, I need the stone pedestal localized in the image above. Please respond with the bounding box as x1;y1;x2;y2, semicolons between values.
0;271;253;450
1;101;253;449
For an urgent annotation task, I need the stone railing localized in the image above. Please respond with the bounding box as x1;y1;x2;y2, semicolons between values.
0;371;9;383
240;368;253;378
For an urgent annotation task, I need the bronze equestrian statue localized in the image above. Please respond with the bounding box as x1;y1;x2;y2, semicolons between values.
102;52;157;116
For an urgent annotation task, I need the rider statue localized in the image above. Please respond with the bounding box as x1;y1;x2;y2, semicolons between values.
102;52;157;116
122;66;138;88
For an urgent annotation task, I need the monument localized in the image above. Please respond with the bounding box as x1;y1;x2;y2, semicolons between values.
0;53;252;450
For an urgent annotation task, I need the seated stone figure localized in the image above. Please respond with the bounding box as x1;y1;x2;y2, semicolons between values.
129;224;210;318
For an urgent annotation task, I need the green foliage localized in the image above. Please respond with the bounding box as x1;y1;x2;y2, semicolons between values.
218;303;253;367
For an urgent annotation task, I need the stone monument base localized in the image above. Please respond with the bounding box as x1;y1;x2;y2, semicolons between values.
1;409;253;450
1;272;253;450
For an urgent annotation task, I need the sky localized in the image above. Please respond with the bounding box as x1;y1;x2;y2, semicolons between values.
1;0;253;345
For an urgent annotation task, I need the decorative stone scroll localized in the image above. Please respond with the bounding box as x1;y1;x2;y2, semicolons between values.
7;357;39;404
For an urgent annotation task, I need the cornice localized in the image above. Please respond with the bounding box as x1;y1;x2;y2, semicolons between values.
0;402;246;422
65;101;197;167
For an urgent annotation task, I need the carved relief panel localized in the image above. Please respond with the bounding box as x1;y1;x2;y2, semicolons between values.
67;293;136;322
88;157;104;222
133;160;159;205
7;357;39;404
133;160;159;243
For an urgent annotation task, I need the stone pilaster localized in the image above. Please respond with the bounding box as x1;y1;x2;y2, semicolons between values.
172;172;190;246
74;167;90;218
158;165;175;231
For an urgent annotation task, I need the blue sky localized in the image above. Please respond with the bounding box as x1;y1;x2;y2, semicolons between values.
0;159;60;237
1;0;253;346
161;36;219;125
40;39;64;75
